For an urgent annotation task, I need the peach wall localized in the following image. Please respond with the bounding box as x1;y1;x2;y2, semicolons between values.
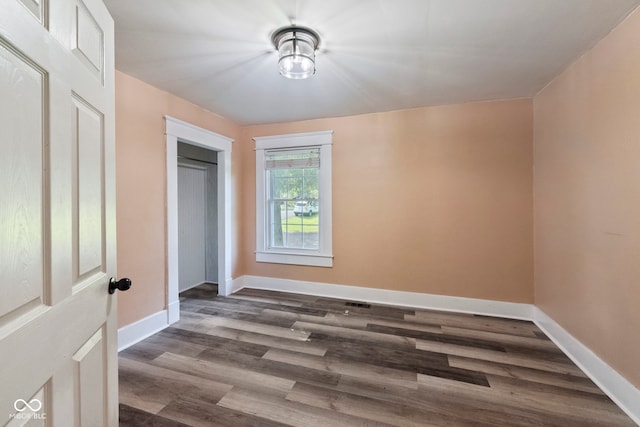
115;71;241;327
534;9;640;387
241;99;534;303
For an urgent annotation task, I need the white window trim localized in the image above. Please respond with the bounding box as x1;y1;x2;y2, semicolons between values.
254;130;333;267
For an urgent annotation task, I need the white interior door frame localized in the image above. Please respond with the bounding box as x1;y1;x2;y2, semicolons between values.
165;116;233;324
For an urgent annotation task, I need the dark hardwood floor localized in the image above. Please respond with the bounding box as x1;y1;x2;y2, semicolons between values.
119;283;635;426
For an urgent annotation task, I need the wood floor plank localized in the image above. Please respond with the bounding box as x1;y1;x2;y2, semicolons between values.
227;293;306;307
119;387;166;415
416;338;586;376
305;297;414;320
157;327;271;357
177;301;214;314
201;316;311;341
181;298;265;315
441;325;558;351
293;320;416;347
417;374;622;427
236;288;321;304
286;382;476;427
196;306;296;328
307;333;489;386
487;374;634;422
178;283;218;300
262;308;371;329
120;284;635;426
448;355;602;394
175;323;328;356
157;395;290;427
217;387;392;427
196;347;342;388
170;311;210;330
118;341;165;363
366;323;507;352
419;373;635;426
119;404;191;427
334;375;549;427
134;334;209;358
407;311;540;337
263;348;420;390
222;295;329;317
118;357;232;414
151;352;296;396
365;318;443;334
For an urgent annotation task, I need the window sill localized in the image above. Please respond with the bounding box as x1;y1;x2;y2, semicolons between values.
256;251;333;268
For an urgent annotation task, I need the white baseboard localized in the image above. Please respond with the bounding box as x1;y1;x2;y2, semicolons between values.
228;276;246;295
238;275;534;320
218;276;234;296
535;308;640;425
234;274;639;423
167;300;180;324
117;309;170;352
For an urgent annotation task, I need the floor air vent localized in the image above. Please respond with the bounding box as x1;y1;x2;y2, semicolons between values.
345;302;371;308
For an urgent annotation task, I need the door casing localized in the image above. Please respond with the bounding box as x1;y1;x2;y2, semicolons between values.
165;116;233;325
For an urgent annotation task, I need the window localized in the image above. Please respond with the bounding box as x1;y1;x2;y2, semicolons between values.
266;148;320;250
254;131;333;267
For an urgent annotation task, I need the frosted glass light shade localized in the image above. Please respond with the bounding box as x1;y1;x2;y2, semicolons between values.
272;27;320;79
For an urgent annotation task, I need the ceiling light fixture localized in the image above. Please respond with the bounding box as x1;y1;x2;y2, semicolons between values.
271;26;320;80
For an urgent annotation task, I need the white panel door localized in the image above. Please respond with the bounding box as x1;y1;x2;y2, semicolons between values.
0;0;118;425
178;163;207;292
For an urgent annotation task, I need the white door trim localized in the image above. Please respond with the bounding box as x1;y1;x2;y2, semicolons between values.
165;116;233;325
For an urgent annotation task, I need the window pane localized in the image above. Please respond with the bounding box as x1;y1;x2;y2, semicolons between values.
268;201;284;248
302;222;319;249
266;149;320;251
279;210;319;250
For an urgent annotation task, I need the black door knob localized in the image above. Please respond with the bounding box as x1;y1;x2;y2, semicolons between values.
109;277;132;294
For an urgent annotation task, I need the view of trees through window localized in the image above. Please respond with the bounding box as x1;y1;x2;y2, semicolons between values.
267;149;320;250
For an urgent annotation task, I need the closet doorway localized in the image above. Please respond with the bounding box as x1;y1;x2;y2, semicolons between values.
165;115;233;325
177;143;218;292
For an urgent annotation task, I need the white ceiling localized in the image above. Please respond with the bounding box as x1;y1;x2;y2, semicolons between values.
105;0;640;125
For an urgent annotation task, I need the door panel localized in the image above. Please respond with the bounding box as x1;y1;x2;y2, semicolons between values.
73;95;105;281
72;0;104;81
0;0;116;425
73;327;106;426
17;0;46;25
0;38;46;322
